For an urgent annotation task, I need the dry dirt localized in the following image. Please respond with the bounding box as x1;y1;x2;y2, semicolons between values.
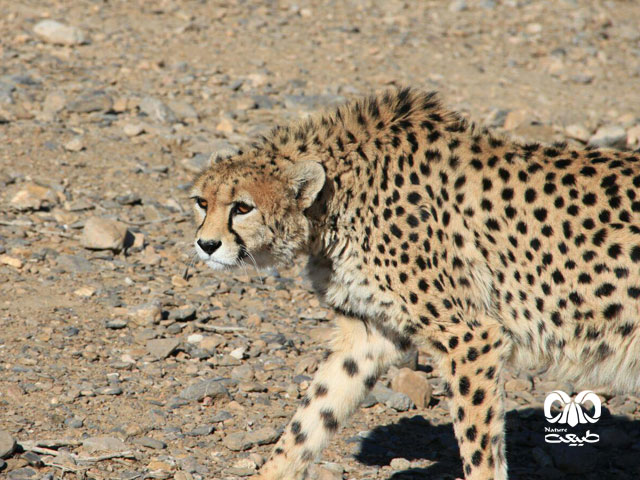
1;1;640;479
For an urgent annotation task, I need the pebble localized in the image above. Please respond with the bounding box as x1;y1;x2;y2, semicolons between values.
105;318;128;329
389;457;411;470
0;430;16;459
565;124;590;143
168;305;196;321
146;338;180;359
390;368;432;408
123;123;145;137
589;125;627;149
10;182;58;211
64;137;84;152
66;91;113;113
627;125;640;147
132;437;166;449
139;96;176;124
127;301;162;326
503;109;528;130
82;436;128;453
0;255;23;269
385;392;413;412
223;427;279;451
80;217;130;251
179;379;230;402
65;417;84;428
33;20;86;45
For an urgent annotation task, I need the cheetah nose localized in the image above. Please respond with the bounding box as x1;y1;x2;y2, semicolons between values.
197;239;222;255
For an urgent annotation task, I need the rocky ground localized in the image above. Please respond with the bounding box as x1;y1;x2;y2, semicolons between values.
1;0;640;479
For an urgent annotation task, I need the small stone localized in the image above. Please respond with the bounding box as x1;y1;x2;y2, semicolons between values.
565;124;590;143
127;300;162;326
0;255;23;269
0;430;16;458
132;437;166;449
139;97;176;124
484;108;509;128
385;392;413;412
34;20;86;45
74;286;96;297
230;347;245;360
96;386;122;395
82;436;127;453
168;305;196;321
200;335;225;352
66;91;112;113
43;91;66;114
146;338;180;359
589;125;627;149
371;382;394;404
503;109;528;130
10;182;58;211
22;452;43;468
223;432;251;451
187;333;204;344
232;458;256;472
81;217;130;251
390;368;432;408
147;460;172;472
167;100;198;121
64;137;84;152
390;457;411;470
65;417;84;428
179;379;229;402
123;123;145;137
627;125;640;147
216;117;234;133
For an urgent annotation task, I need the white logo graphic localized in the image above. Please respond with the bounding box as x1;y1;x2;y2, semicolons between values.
544;390;601;427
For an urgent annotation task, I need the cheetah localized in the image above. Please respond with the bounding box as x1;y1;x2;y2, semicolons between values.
191;88;640;479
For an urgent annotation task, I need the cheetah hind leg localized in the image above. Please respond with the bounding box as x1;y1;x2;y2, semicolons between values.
254;314;405;480
436;321;510;480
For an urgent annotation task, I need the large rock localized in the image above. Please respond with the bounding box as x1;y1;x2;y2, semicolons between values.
34;20;86;45
10;183;58;211
390;368;432;408
179;379;229;402
81;217;131;251
0;430;16;458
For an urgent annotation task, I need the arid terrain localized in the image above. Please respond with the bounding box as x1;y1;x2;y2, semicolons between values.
1;1;640;479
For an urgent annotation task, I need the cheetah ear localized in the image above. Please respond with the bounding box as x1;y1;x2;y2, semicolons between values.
286;160;326;209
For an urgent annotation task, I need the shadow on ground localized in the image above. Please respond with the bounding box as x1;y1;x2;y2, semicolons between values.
354;407;640;480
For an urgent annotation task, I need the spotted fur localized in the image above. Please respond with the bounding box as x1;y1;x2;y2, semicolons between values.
191;88;640;480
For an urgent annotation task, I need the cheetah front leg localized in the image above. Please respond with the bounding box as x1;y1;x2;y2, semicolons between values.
255;314;405;480
436;321;511;480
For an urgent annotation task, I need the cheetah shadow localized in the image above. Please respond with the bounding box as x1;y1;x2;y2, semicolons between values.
354;407;640;480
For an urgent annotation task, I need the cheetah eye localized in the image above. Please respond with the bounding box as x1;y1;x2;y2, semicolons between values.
194;197;208;210
232;202;254;215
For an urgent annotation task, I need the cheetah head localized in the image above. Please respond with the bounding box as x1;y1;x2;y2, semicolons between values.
191;155;325;271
